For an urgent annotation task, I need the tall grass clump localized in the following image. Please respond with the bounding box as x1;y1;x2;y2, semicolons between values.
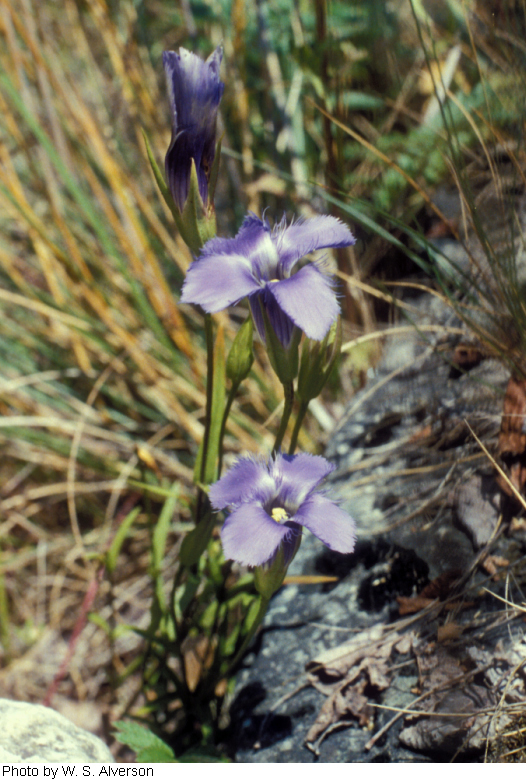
0;0;280;750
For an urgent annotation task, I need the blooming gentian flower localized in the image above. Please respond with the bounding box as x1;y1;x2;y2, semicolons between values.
209;452;356;567
163;47;224;211
180;213;355;347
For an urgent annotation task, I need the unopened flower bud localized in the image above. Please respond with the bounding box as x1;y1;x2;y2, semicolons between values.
297;317;342;403
226;316;254;386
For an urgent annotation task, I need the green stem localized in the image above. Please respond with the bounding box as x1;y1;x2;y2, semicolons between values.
288;399;310;455
217;380;240;479
0;572;11;661
200;313;215;483
273;380;294;455
195;313;214;523
169;565;184;639
224;594;269;676
139;460;153;525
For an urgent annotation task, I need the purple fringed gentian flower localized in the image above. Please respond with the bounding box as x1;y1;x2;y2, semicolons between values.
180;214;355;346
209;452;356;567
163;47;224;211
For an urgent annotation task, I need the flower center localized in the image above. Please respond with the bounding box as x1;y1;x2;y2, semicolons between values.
252;233;281;283
271;507;289;524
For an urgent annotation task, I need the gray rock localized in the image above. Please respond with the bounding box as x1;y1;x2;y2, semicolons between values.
326;282;510;578
228;265;524;763
0;699;113;762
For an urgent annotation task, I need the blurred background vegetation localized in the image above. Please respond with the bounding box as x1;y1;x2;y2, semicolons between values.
0;0;524;758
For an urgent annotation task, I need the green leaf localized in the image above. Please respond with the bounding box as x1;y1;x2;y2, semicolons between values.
225;573;255;598
180;159;217;254
242;596;263;635
173;572;201;622
341;91;384;111
88;615;133;642
206;539;225;585
152;484;180;576
143;131;215;257
142;128;186;235
106;507;141;574
113;721;176;763
207;136;223;206
199;599;219;630
149;483;180;628
88;613;112;635
193;437;205;488
220;619;241;657
136;746;177;762
178;509;215;568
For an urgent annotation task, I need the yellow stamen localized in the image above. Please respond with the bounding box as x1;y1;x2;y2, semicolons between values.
271;507;289;524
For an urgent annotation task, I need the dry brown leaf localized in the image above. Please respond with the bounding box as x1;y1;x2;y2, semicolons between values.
499;376;526;457
305;626;413;751
480;554;510;578
306;678;374;753
454;473;502;549
437;623;464;643
181;635;215;693
399;641;505;756
306;625;386;687
497;376;526;496
420;570;462;600
214;678;228;698
394;633;413;654
397;595;434;615
283;575;339;586
510;517;526;533
399;686;496;754
398;570;465;615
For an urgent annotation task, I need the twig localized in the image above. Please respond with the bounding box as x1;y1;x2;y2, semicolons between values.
42;566;104;706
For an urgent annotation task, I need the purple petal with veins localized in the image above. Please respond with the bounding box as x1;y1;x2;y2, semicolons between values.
212;452;356;568
181;213;355;346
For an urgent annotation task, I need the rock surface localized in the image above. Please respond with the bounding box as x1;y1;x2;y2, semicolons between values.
0;699;113;762
227;273;526;763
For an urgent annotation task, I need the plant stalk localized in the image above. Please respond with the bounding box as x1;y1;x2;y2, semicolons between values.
272;380;294;455
195;313;215;523
224;594;269;676
288;399;309;455
217;380;240;479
